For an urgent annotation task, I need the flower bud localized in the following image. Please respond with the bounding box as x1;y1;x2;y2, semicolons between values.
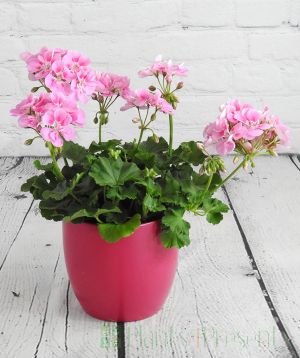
176;81;184;90
196;142;205;151
93;116;98;124
148;85;156;92
243;160;249;171
98;95;104;103
233;156;239;164
152;133;159;143
268;149;278;157
31;86;40;93
132;117;141;124
24;138;34;145
91;93;98;101
150;113;156;121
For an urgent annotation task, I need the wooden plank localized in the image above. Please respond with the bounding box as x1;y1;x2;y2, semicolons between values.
125;192;290;357
0;157;35;270
36;246;118;358
0;158;117;357
222;155;300;356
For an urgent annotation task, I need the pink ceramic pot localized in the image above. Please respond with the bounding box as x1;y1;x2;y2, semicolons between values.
63;220;178;322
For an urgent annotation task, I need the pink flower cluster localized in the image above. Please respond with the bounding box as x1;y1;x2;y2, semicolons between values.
204;99;290;155
10;92;84;147
21;47;95;103
95;73;130;98
120;89;173;114
138;55;188;83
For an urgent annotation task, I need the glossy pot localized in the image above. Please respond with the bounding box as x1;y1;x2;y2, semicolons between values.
63;220;178;322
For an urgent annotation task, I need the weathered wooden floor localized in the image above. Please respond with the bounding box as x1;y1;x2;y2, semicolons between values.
0;155;300;358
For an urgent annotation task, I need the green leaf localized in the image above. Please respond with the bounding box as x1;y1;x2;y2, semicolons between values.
202;197;229;225
89;139;122;154
89;157;141;187
61;141;88;164
106;185;138;200
64;204;121;222
160;208;191;248
21;174;56;200
21;176;39;192
98;214;141;243
173;141;206;165
64;209;98;222
139;136;168;154
42;173;83;200
42;181;69;200
160;173;187;207
34;159;55;173
143;194;165;213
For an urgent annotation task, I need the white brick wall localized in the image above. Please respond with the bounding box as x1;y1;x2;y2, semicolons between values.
1;0;300;155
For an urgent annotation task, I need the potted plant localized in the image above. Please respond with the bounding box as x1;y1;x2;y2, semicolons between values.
10;49;289;322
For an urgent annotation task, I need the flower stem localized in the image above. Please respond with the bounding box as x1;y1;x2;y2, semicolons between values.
137;128;144;147
99;120;102;144
213;157;248;192
168;114;173;156
47;142;64;181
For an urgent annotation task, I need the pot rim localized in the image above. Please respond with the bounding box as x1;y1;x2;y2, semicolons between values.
63;218;160;228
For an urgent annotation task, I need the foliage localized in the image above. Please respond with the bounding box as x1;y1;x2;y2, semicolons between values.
22;138;229;248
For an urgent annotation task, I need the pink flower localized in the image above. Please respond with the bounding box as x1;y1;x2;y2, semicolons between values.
216;137;235;155
40;126;75;147
10;94;45;130
10;94;36;117
204;99;290;155
45;93;85;127
40;108;76;147
138;55;188;83
21;47;65;81
95;72;130;98
120;89;173;114
62;50;91;73
18;115;40;129
45;60;72;95
70;68;96;103
10;92;84;148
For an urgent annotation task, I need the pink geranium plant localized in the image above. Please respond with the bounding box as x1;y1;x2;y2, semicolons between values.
11;48;290;248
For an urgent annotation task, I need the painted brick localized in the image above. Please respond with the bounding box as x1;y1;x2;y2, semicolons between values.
249;34;300;60
236;0;288;27
18;4;71;32
182;0;234;27
0;4;16;32
232;62;282;93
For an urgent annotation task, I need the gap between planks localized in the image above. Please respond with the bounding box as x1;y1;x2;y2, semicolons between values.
222;185;299;358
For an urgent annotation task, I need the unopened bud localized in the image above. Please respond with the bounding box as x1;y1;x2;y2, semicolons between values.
243;160;249;171
150;113;156;121
268;149;278;157
148;85;156;92
132;117;141;124
24;138;34;145
233;156;239;164
196;142;205;151
93;116;98;124
176;81;184;90
152;133;159;143
98;95;104;103
199;166;205;176
91;93;98;100
31;86;40;93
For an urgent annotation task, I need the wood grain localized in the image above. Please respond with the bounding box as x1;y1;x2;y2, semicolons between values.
223;155;300;357
125;191;290;357
0;157;35;270
0;157;117;358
